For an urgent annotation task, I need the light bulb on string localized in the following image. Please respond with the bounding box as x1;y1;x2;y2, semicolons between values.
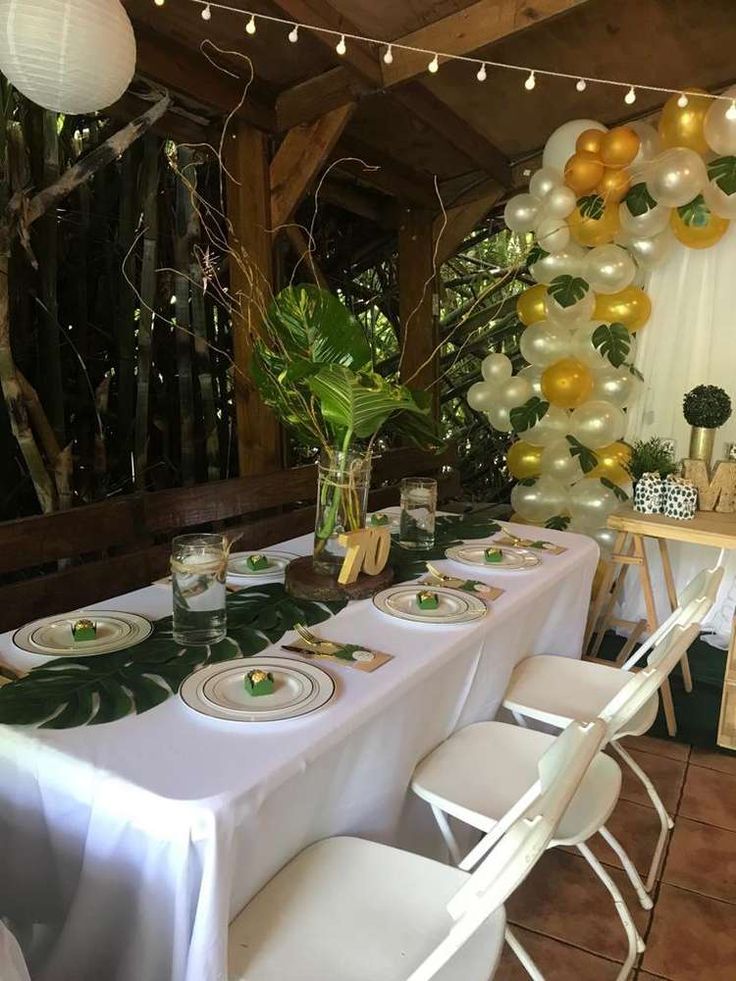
428;54;439;73
246;14;256;35
624;86;636;105
288;24;299;43
524;70;536;91
383;44;393;64
576;78;586;92
201;4;211;20
476;63;487;82
154;0;165;7
336;34;347;56
727;100;736;121
677;92;689;108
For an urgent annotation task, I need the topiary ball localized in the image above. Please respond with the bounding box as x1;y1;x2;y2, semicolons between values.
683;385;732;428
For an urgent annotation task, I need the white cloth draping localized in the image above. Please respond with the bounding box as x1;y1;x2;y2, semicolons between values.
0;923;31;981
622;226;736;641
0;520;597;981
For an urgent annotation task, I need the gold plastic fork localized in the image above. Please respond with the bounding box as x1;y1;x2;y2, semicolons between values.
426;562;455;584
294;623;342;654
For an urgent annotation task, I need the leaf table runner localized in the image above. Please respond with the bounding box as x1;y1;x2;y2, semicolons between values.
0;515;498;729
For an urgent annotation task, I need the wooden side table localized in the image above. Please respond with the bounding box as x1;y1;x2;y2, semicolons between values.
585;507;736;742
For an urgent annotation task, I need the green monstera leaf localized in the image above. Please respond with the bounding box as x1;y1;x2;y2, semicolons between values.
677;194;711;228
545;515;571;531
600;476;629;502
577;194;605;220
566;435;598;474
548;275;589;309
509;396;549;434
708;156;736;196
623;182;657;217
592;322;632;366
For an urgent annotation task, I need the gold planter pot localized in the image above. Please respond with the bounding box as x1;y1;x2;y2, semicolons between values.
689;426;716;465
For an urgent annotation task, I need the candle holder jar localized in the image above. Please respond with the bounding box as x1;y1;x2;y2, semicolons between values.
171;533;227;646
399;477;437;550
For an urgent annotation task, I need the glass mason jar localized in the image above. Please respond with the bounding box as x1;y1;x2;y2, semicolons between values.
313;449;372;576
171;533;227;646
399;477;438;549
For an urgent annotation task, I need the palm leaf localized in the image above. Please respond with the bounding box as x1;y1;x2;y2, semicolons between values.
592;322;631;365
624;182;657;217
548;275;589;309
708;156;736;196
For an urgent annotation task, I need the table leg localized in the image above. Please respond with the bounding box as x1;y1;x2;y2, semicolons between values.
584;531;627;651
717;615;736;750
658;539;693;694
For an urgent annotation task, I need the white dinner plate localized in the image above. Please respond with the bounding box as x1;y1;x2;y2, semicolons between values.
13;611;153;657
372;585;487;624
445;543;540;572
227;551;299;579
180;656;335;723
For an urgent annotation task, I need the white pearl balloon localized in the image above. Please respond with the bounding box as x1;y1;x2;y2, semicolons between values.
481;353;513;383
504;193;540;233
535;215;571;254
629;120;662;167
569;323;607;369
540;438;584;484
530;243;586;284
542;119;607;172
529;166;563;200
646;148;707;209
570;401;627;450
543;185;577;220
704;85;736;155
546;288;595;328
486;403;513;433
591;364;641;406
589;525;619;553
568;479;618;526
703;179;736;220
619;198;671;237
511;476;569;524
519;364;544;398
521;405;570;447
467;381;498;412
519;321;571;367
496;375;534;410
583;245;636;295
616;226;675;270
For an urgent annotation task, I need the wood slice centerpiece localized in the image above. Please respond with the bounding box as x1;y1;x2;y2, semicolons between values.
285;555;394;601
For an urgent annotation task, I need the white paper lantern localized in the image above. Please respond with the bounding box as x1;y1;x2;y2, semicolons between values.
0;0;136;114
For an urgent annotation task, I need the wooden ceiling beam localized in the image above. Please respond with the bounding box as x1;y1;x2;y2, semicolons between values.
319;180;398;228
331;137;439;208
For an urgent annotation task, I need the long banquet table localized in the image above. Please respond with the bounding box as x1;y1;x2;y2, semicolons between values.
0;519;597;981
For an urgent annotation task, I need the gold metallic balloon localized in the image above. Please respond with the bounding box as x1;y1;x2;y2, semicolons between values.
670;203;729;249
659;88;711;154
587;441;632;486
516;283;548;326
599;127;640;169
596;167;631;204
506;441;543;480
569;200;620;247
541;357;594;409
564;150;605;196
576;128;605;156
593;286;651;332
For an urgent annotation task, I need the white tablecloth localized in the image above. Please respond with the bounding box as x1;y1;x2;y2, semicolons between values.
0;520;597;981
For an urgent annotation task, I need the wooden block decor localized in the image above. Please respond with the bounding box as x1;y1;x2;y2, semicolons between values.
682;459;736;513
337;527;391;585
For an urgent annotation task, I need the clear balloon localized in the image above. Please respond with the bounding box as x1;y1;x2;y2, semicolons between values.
568;322;608;369
507;441;543;480
591;364;641;407
481;352;513;383
519;363;544;398
546;287;596;328
540;438;584;484
542;119;607;172
570;400;627;449
504;193;539;233
521;405;570;447
583;244;636;294
467;381;498;412
543;184;577;219
530;243;586;284
486;403;513;433
616;226;675;270
590;525;619;554
529;166;562;200
619;197;671;237
511;476;569;524
629;120;662;166
496;375;534;410
646;148;707;208
703;179;736;221
519;320;571;366
535;215;570;254
568;478;619;526
704;85;736;155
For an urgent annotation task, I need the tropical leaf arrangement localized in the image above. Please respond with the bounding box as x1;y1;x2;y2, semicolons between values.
0;515;501;729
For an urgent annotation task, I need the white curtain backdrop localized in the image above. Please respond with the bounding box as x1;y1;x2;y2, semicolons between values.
619;223;736;645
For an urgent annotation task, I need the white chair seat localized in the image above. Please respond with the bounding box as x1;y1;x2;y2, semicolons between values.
503;655;658;737
228;836;505;981
412;721;621;846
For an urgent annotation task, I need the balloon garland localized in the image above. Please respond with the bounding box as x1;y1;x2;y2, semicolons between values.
470;87;736;550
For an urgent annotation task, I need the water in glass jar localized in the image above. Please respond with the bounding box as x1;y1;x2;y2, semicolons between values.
171;534;227;646
399;478;437;550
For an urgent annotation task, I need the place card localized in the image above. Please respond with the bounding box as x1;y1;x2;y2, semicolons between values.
281;640;393;673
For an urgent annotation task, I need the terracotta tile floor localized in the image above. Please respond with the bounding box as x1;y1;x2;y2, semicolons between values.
495;731;736;981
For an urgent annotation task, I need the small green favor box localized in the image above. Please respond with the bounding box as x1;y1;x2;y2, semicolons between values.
72;618;97;642
246;553;270;572
417;590;440;610
244;669;274;696
370;513;390;526
484;547;503;564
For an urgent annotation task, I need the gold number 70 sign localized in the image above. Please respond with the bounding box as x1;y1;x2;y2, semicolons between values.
337;526;391;585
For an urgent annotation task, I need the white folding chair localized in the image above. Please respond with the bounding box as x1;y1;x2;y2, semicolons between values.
0;922;31;981
228;720;607;981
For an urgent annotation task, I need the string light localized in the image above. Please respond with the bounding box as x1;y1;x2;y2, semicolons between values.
153;0;165;7
176;1;736;115
476;62;487;82
246;14;256;34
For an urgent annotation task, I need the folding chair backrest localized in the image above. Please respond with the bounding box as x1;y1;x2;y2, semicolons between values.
601;623;701;738
406;719;607;981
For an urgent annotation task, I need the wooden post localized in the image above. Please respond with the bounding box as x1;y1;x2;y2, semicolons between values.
226;123;282;475
398;207;439;412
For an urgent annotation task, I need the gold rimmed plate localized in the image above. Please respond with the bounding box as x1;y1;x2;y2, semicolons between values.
445;543;540;572
13;611;153;657
372;585;487;625
227;551;299;579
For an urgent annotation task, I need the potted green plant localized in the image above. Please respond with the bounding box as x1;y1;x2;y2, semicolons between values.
683;385;732;464
250;285;440;577
624;437;678;486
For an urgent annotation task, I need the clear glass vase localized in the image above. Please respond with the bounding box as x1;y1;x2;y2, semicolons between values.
313;448;372;576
